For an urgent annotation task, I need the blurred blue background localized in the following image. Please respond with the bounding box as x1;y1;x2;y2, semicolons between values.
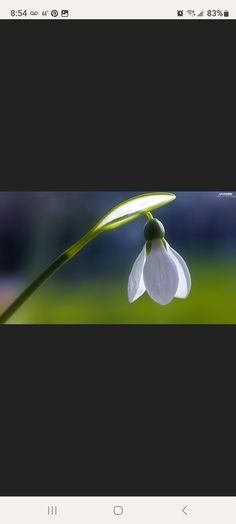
0;191;236;323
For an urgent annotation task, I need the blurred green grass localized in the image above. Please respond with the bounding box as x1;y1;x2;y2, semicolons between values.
2;258;236;324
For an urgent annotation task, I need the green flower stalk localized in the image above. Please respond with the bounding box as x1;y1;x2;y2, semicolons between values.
0;193;176;324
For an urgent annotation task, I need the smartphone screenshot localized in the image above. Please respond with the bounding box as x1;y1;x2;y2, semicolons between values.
0;1;235;522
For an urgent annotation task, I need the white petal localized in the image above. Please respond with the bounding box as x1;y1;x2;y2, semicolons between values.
128;244;146;303
166;242;191;299
143;239;179;305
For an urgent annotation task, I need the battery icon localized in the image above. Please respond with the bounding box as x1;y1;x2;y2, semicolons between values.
224;10;229;16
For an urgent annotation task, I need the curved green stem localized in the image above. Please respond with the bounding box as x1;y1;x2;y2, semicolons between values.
0;228;100;324
144;211;154;220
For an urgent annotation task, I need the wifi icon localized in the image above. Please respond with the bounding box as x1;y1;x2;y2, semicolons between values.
187;9;196;16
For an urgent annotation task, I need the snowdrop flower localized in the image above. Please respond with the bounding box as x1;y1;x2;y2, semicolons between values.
128;218;191;305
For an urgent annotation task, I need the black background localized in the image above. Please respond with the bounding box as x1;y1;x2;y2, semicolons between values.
0;20;235;496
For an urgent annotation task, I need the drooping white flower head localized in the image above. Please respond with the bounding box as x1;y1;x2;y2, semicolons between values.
128;218;191;305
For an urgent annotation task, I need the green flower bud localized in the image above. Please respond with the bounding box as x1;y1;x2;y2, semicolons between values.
144;218;165;241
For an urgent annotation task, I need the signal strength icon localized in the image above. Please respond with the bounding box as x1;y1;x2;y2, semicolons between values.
187;9;196;16
197;9;204;16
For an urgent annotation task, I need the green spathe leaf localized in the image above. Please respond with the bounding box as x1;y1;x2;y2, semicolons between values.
94;192;176;231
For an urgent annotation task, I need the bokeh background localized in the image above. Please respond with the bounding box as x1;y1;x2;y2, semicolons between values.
0;191;236;324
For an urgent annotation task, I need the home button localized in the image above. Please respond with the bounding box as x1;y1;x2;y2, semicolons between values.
113;506;124;516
